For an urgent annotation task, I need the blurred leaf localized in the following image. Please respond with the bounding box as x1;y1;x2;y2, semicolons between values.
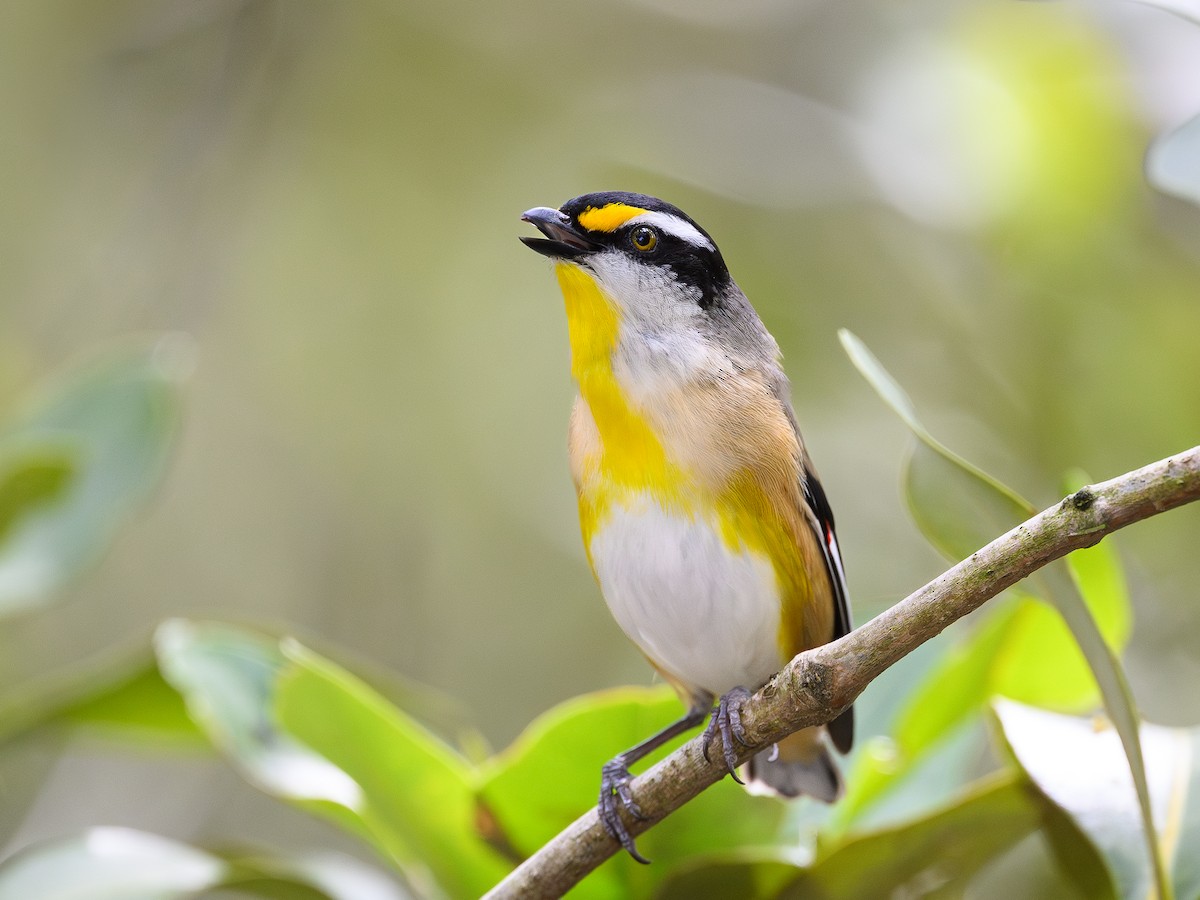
650;855;799;900
903;440;1032;563
62;664;200;743
839;331;1165;894
0;338;189;616
834;583;1133;829
154;621;358;806
0;827;228;900
230;851;411;900
200;881;329;900
0;653;200;747
275;639;511;898
0;828;406;900
781;776;1041;898
835;334;1126;823
996;701;1200;900
995;483;1131;709
966;832;1106;900
154;621;384;878
1136;0;1200;27
479;686;787;898
658;774;1103;900
986;599;1101;709
155;620;510;898
1026;567;1172;899
479;686;679;857
836;330;927;437
831;607;1016;833
290;640;485;765
839;329;1034;560
1139;0;1200;209
0;451;74;544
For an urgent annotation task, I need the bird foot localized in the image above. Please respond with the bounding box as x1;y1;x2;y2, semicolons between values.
701;686;752;784
599;758;650;864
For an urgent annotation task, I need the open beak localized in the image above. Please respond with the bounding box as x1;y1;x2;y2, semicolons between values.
520;207;602;259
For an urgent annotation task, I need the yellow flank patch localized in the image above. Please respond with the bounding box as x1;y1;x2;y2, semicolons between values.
577;203;647;233
717;471;824;660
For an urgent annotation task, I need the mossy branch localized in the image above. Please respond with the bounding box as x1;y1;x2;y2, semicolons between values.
484;445;1200;900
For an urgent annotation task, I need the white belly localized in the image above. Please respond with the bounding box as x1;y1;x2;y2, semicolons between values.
588;495;784;698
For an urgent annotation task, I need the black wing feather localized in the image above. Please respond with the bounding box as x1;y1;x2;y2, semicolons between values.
802;466;855;754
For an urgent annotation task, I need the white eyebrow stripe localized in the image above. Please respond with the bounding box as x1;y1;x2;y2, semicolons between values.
628;211;715;251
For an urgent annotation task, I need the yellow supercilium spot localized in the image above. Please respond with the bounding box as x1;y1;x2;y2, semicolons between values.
576;203;648;233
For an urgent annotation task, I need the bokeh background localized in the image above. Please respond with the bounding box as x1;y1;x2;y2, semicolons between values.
2;0;1199;874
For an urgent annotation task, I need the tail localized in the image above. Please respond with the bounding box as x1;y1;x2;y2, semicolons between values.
744;726;842;802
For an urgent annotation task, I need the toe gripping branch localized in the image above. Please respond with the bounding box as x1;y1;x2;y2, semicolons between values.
701;686;752;783
598;688;753;863
599;756;650;864
597;701;711;863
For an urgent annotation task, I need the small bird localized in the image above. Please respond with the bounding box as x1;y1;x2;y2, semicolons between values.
520;192;853;861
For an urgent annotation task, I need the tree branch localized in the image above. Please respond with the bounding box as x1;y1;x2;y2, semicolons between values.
484;445;1200;900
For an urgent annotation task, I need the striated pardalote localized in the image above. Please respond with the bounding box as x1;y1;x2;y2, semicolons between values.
521;192;853;861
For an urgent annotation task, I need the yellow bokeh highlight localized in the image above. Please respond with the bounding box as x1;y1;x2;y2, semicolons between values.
950;2;1139;243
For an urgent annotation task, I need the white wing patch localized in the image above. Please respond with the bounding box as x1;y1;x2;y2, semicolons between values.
589;495;783;697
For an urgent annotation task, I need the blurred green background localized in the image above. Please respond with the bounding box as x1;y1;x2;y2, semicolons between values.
1;0;1199;881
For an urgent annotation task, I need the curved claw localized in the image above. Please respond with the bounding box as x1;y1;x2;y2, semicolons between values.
599;759;650;864
700;686;752;784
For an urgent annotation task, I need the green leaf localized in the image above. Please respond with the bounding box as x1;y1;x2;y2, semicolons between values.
1027;564;1172;900
229;851;408;900
976;480;1131;712
153;620;387;873
478;686;787;899
479;686;679;856
836;330;927;437
996;700;1200;900
839;330;1165;896
0;654;201;747
0;451;74;545
0;828;406;900
989;512;1130;708
153;621;350;805
843;333;1131;707
650;855;799;900
786;775;1042;898
830;605;1016;832
62;664;200;744
903;438;1033;564
154;620;510;898
866;551;1130;780
659;773;1107;900
0;338;188;616
275;639;511;898
0;827;228;900
839;329;1033;561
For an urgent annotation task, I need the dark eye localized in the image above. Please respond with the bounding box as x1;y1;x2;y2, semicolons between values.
630;226;658;252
